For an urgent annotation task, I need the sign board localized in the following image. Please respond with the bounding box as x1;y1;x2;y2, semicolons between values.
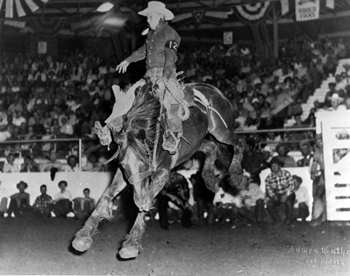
223;31;233;45
317;110;350;220
295;0;319;21
38;41;47;54
270;92;294;115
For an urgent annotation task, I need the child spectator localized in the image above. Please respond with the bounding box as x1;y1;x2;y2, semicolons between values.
239;180;265;224
213;174;242;223
32;184;53;218
292;175;309;222
73;188;95;220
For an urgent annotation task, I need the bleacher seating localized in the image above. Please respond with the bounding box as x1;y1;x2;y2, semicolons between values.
284;58;350;127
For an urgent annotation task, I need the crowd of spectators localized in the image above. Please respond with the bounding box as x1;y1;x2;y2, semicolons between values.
0;35;348;171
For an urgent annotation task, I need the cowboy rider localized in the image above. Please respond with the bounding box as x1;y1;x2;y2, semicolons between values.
99;1;188;154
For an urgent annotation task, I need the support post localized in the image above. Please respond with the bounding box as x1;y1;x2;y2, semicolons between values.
273;2;279;60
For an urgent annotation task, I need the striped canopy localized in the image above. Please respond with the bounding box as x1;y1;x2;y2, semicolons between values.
0;0;48;18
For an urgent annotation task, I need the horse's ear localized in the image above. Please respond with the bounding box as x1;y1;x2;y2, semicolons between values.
136;129;146;141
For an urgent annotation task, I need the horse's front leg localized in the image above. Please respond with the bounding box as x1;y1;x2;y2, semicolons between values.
119;211;146;259
72;168;127;252
119;168;169;259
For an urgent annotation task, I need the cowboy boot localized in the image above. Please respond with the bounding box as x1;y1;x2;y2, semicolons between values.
162;131;180;155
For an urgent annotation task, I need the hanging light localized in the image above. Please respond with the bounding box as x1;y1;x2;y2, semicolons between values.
97;2;114;12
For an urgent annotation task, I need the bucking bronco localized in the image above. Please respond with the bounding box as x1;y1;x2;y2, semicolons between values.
72;80;246;259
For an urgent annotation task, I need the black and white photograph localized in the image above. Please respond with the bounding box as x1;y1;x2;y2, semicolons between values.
0;0;349;275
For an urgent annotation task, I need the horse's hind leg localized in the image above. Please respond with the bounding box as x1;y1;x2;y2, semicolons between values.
210;127;246;189
72;168;127;252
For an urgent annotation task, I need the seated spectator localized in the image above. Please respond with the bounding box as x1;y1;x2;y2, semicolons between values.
190;151;215;226
32;117;46;136
265;157;296;225
12;110;26;127
73;188;95;220
3;152;20;173
63;155;79;172
323;82;337;108
241;139;267;185
5;114;16;135
20;155;40;172
0;127;11;142
7;181;31;218
32;184;53;218
274;143;297;167
239;180;265;224
213;174;242;223
310;134;326;227
157;172;192;229
297;141;314;167
0;180;9;218
82;153;105;172
59;116;74;137
52;180;73;218
292;175;309;222
41;150;63;173
330;93;345;110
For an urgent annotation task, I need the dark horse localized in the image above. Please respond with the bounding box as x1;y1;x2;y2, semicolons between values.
72;81;245;259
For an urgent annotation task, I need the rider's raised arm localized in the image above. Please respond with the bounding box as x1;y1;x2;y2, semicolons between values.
163;27;181;80
125;43;147;64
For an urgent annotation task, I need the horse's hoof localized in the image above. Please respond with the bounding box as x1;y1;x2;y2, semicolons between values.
118;246;139;259
72;236;93;252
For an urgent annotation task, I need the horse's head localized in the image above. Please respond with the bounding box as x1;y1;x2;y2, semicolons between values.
111;80;161;210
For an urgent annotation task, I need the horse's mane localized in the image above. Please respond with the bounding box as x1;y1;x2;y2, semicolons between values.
117;82;161;167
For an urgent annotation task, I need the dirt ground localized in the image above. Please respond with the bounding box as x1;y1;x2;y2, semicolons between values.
0;217;349;276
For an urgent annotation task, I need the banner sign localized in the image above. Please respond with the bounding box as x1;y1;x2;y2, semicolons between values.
223;31;233;45
271;92;294;115
281;0;289;15
295;0;320;21
38;41;47;54
326;0;334;9
234;2;271;25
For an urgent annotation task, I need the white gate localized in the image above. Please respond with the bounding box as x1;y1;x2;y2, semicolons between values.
317;110;350;220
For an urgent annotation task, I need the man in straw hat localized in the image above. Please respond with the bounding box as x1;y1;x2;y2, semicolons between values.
7;181;31;218
97;1;187;154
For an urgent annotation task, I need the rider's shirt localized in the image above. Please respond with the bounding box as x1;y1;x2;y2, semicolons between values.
125;22;180;79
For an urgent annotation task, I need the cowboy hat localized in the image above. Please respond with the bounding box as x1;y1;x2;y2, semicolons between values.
16;181;28;190
138;1;174;21
299;140;311;149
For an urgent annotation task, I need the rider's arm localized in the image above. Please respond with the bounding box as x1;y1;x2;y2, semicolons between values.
125;43;147;64
163;28;180;80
